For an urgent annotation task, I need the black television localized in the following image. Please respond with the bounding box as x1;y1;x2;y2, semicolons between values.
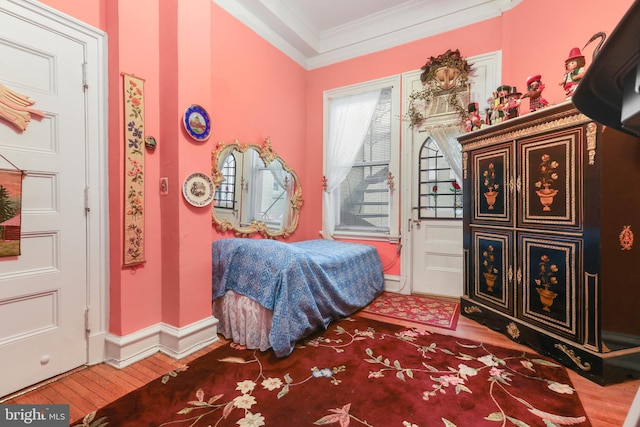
572;0;640;137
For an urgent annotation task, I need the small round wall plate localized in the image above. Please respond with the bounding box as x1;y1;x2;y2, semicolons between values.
182;172;214;207
183;104;211;141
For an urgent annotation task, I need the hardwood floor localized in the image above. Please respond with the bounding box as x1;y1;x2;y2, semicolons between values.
0;338;227;425
2;314;638;426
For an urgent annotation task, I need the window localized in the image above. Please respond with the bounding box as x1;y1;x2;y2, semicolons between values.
417;138;463;219
249;160;292;229
214;154;236;210
323;76;400;240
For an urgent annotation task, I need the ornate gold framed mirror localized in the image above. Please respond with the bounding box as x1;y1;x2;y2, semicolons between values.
211;138;303;238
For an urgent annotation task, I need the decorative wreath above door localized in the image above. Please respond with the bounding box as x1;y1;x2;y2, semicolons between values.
407;49;472;128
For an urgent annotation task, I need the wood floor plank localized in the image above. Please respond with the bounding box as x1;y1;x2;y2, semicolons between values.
37;385;74;407
137;355;180;375
62;376;110;406
74;369;130;400
5;391;43;405
118;364;157;386
43;380;96;423
130;360;168;379
65;382;110;409
92;363;144;390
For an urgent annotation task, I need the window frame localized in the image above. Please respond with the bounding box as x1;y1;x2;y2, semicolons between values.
214;153;237;210
417;138;464;220
322;75;401;242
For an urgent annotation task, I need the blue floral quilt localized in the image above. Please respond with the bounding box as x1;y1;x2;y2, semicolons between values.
212;238;384;357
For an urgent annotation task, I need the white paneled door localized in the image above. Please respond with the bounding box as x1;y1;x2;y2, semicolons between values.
0;5;91;396
409;132;464;298
401;51;501;298
401;70;463;298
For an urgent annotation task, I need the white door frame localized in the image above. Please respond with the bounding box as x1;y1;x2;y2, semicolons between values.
3;0;110;364
400;51;501;295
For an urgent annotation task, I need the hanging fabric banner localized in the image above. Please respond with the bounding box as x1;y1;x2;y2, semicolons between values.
122;73;146;267
0;82;45;132
0;169;23;257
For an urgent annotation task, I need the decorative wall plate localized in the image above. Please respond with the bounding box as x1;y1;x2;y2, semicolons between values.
182;172;214;207
183;104;211;141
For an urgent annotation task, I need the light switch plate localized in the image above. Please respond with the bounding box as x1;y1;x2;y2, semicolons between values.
160;177;168;195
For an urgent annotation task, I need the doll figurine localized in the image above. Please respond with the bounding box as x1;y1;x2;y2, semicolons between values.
559;47;586;98
485;97;494;126
465;102;482;132
521;74;549;112
492;85;511;124
504;87;521;119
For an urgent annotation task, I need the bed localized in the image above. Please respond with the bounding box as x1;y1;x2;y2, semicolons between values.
211;238;384;357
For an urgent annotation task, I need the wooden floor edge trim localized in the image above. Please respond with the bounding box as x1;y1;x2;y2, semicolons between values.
0;365;88;403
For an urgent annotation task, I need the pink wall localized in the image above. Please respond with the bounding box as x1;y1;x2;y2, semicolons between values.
303;0;634;275
34;0;635;338
37;0;308;337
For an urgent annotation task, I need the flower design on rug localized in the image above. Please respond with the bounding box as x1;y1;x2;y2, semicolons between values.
311;327;587;426
72;317;589;427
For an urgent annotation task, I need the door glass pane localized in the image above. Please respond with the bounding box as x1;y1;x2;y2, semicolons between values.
417;138;462;219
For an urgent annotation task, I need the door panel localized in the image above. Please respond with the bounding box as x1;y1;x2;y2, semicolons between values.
0;8;88;396
470;144;514;226
518;128;582;231
518;233;581;341
411;219;463;298
470;228;514;314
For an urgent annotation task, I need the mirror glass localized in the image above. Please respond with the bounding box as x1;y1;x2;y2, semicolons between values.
211;138;303;238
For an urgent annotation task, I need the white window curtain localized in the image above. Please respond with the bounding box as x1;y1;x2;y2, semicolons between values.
424;123;464;186
322;88;382;239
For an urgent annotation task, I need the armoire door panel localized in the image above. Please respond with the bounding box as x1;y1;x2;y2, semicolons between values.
518;233;581;341
471;229;513;314
471;144;513;226
518;128;582;231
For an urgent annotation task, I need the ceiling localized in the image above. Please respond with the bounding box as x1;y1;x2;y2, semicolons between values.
212;0;521;69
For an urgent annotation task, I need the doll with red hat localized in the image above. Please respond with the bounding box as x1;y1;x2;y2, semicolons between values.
559;47;586;98
521;74;549;112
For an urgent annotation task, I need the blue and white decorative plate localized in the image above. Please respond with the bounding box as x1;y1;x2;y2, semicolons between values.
183;104;211;141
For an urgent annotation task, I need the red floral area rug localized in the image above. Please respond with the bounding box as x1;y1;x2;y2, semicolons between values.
73;317;590;427
361;291;461;330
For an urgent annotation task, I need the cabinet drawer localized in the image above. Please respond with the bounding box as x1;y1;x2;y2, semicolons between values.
517;233;582;341
470;228;514;315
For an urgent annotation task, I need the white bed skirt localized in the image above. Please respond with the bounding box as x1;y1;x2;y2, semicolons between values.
212;290;273;352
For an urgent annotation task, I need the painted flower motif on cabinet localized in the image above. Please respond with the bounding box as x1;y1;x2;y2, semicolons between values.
535;154;559;190
535;254;559;312
534;154;560;211
482;245;499;292
482;163;499;210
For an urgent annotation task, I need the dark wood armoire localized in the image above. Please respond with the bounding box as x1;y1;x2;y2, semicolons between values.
458;101;640;385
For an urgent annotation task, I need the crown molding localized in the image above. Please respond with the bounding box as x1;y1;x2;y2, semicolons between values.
212;0;522;70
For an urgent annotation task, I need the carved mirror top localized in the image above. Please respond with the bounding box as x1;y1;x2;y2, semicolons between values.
211;138;303;238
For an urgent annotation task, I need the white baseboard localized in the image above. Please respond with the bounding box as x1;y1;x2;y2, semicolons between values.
103;316;219;369
383;274;409;294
